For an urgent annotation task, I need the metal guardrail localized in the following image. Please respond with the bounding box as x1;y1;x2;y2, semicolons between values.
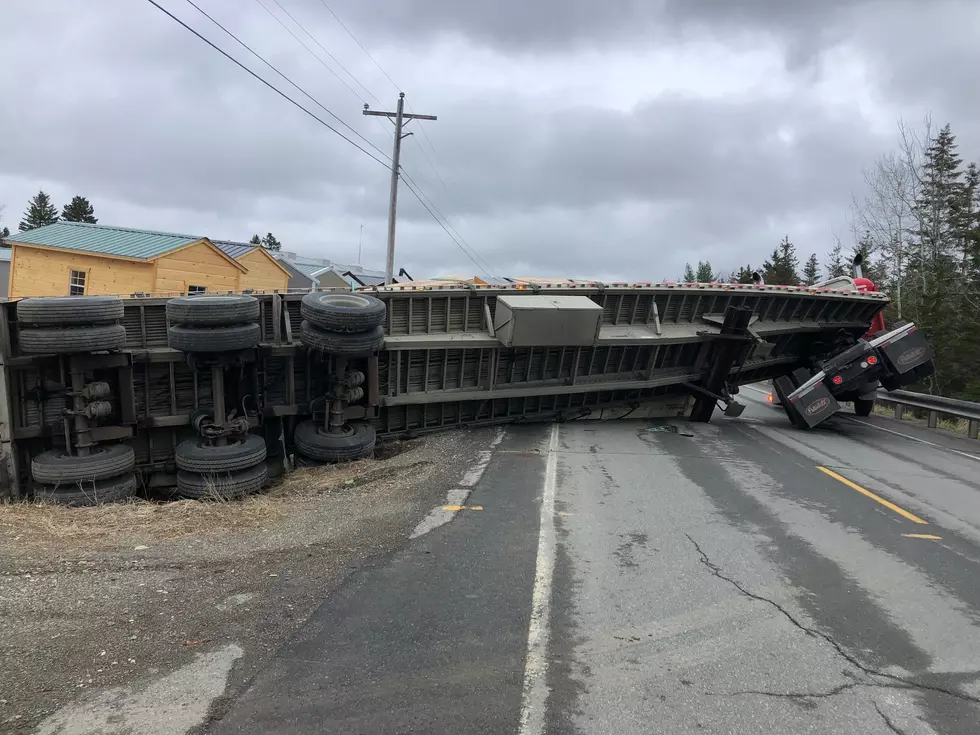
875;389;980;439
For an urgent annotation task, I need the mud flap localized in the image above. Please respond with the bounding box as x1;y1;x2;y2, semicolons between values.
787;380;840;428
877;326;935;386
773;376;805;428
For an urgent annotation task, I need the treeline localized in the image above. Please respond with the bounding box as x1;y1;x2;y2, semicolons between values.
0;190;100;237
682;237;828;287
681;120;980;400
846;119;980;400
2;190;284;252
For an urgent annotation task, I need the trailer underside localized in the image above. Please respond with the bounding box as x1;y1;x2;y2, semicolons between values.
0;281;890;500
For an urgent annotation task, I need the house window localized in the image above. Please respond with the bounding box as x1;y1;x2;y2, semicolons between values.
69;270;86;296
187;285;207;295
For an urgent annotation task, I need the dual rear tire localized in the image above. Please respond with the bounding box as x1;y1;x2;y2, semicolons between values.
294;420;376;463
167;295;260;353
299;293;386;355
174;433;269;500
31;444;138;506
17;296;127;354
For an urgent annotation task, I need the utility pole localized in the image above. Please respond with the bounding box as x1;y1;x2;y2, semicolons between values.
358;224;363;265
363;92;437;284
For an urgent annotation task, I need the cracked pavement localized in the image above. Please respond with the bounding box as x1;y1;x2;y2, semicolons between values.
541;395;980;734
204;392;980;734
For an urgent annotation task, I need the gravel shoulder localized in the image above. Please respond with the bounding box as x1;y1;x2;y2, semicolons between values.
0;428;491;735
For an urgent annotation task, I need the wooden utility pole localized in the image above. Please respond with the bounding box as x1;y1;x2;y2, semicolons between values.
363;93;437;284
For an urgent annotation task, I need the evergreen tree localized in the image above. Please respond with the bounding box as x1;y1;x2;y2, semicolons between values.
695;261;716;282
249;234;262;245
0;227;8;240
261;232;281;251
730;265;755;284
682;261;717;282
909;124;967;396
802;253;820;285
61;196;98;223
914;123;964;267
825;241;847;278
762;236;800;285
842;120;980;399
19;190;59;231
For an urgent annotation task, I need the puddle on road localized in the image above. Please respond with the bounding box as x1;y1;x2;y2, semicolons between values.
35;643;244;735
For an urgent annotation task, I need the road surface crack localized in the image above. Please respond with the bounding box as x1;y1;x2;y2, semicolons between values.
685;533;980;706
711;681;862;700
873;701;907;735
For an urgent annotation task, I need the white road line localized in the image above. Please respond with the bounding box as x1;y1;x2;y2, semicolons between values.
409;428;506;539
459;451;494;487
517;423;559;735
845;417;980;462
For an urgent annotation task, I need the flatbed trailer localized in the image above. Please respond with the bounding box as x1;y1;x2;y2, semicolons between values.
0;277;914;501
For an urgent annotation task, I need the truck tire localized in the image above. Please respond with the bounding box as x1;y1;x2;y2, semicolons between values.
19;324;127;354
294;420;376;463
32;444;136;484
36;472;138;506
17;296;124;326
168;323;260;353
299;321;385;355
176;463;268;500
300;293;386;333
174;434;267;473
854;398;875;417
166;295;259;326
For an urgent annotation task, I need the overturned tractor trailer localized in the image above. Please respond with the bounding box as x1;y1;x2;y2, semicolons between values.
764;257;935;427
0;276;930;502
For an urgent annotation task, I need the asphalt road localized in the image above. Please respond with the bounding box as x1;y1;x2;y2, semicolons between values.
211;393;980;734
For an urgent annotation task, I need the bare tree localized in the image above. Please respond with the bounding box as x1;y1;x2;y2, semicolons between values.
849;117;931;319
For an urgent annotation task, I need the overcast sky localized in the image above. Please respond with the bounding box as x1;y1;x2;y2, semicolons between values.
2;0;978;281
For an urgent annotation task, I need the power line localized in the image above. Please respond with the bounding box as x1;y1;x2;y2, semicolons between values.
405;169;495;277
250;0;366;104
262;0;385;108
181;0;390;164
401;176;493;279
370;107;495;277
375;118;495;276
313;0;401;94
302;0;461;202
402;172;493;278
298;0;495;277
409;133;460;211
144;0;390;168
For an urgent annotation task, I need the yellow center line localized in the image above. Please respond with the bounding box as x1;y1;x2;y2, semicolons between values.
442;505;483;511
903;533;942;540
816;466;928;525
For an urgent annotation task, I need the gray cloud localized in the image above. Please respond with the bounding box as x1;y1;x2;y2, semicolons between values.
1;0;978;284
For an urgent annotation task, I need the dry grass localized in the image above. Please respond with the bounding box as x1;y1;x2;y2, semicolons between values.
871;403;971;435
0;458;396;552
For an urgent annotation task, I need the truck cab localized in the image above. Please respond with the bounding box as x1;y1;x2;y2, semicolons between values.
765;256;934;427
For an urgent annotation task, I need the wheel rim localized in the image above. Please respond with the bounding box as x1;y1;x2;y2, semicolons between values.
318;294;372;309
315;423;357;439
195;437;249;451
50;446;113;462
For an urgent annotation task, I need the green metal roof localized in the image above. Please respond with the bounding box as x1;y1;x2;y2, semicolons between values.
7;222;201;260
290;261;324;277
